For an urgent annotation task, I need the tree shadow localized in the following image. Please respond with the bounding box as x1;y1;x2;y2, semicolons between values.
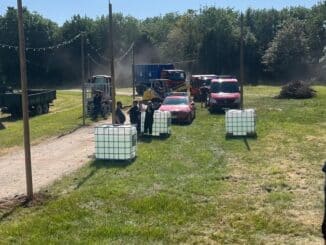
74;158;136;190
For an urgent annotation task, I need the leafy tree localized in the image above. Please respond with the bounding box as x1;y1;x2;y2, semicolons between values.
0;7;58;87
306;1;326;62
262;19;309;80
0;4;325;87
198;8;239;74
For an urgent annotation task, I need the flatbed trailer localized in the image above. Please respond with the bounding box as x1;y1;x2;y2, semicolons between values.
0;89;56;117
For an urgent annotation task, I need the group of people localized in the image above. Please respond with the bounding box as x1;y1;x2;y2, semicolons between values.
92;90;157;135
126;100;156;135
115;100;156;135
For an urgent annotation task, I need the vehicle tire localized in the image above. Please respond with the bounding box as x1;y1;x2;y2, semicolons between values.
136;85;146;96
11;108;21;118
42;104;49;114
186;114;192;124
35;104;43;115
87;102;94;116
101;103;110;119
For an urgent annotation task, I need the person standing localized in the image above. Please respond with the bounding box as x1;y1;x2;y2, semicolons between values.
144;101;154;135
322;161;326;243
200;86;209;108
115;101;126;124
92;91;102;120
128;100;140;131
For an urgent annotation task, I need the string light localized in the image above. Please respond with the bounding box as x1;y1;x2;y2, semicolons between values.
0;33;81;52
88;54;108;68
86;39;134;63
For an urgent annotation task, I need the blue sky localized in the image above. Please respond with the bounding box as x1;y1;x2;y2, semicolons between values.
0;0;321;25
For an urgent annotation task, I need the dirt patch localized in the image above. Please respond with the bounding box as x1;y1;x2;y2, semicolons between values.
0;193;51;220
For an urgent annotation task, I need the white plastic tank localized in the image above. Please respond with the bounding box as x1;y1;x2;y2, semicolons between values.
140;110;171;136
153;111;171;136
225;109;256;136
95;124;137;160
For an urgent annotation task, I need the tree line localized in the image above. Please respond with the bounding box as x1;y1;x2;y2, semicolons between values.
0;2;325;88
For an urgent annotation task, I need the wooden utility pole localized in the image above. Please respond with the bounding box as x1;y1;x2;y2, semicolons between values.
17;0;33;200
81;32;86;125
109;1;116;124
132;43;135;99
240;13;244;110
87;53;91;78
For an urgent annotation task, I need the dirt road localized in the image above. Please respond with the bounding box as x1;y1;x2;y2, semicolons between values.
0;125;94;199
0;117;130;200
61;88;134;96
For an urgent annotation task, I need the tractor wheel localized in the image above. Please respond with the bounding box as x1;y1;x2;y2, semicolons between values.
42;104;49;114
35;104;43;115
136;85;146;96
101;103;110;119
186;114;192;124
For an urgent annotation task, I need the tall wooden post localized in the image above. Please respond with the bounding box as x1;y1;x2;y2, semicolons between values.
240;13;244;110
132;43;135;99
87;53;91;77
81;32;86;125
109;2;116;124
17;0;33;200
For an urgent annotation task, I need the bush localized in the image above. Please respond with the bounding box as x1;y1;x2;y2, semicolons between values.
277;80;316;99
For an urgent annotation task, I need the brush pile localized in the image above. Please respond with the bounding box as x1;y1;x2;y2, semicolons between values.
278;80;316;99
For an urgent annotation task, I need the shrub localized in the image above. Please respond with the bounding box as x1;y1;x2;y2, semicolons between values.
277;80;316;99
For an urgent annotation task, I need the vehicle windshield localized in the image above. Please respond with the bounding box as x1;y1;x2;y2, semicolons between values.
210;82;239;93
168;71;185;81
201;79;213;86
92;77;110;84
163;97;188;105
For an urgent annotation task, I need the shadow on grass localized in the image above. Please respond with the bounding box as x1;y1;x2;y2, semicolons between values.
225;135;258;151
208;109;226;115
0;121;5;130
138;134;170;144
75;158;136;190
0;115;16;124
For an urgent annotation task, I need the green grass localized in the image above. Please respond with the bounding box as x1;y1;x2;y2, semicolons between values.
0;91;132;153
0;86;325;244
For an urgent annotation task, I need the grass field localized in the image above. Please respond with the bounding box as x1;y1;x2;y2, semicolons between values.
0;86;325;243
0;91;132;154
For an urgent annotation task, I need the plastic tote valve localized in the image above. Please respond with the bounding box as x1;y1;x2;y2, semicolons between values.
95;124;137;160
225;109;257;137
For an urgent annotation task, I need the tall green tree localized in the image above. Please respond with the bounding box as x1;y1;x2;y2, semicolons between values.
262;19;309;80
197;8;239;74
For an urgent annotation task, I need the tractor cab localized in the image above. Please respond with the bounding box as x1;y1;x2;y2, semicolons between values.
85;75;112;119
142;79;172;103
161;70;187;91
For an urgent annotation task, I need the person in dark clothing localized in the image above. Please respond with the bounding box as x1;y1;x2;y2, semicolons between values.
92;91;102;120
128;100;140;131
115;101;126;124
200;86;209;108
144;101;154;135
322;161;326;242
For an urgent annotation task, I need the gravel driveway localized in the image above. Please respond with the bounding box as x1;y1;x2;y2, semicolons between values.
0;115;130;200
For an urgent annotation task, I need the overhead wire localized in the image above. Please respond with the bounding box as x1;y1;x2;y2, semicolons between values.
0;33;81;52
